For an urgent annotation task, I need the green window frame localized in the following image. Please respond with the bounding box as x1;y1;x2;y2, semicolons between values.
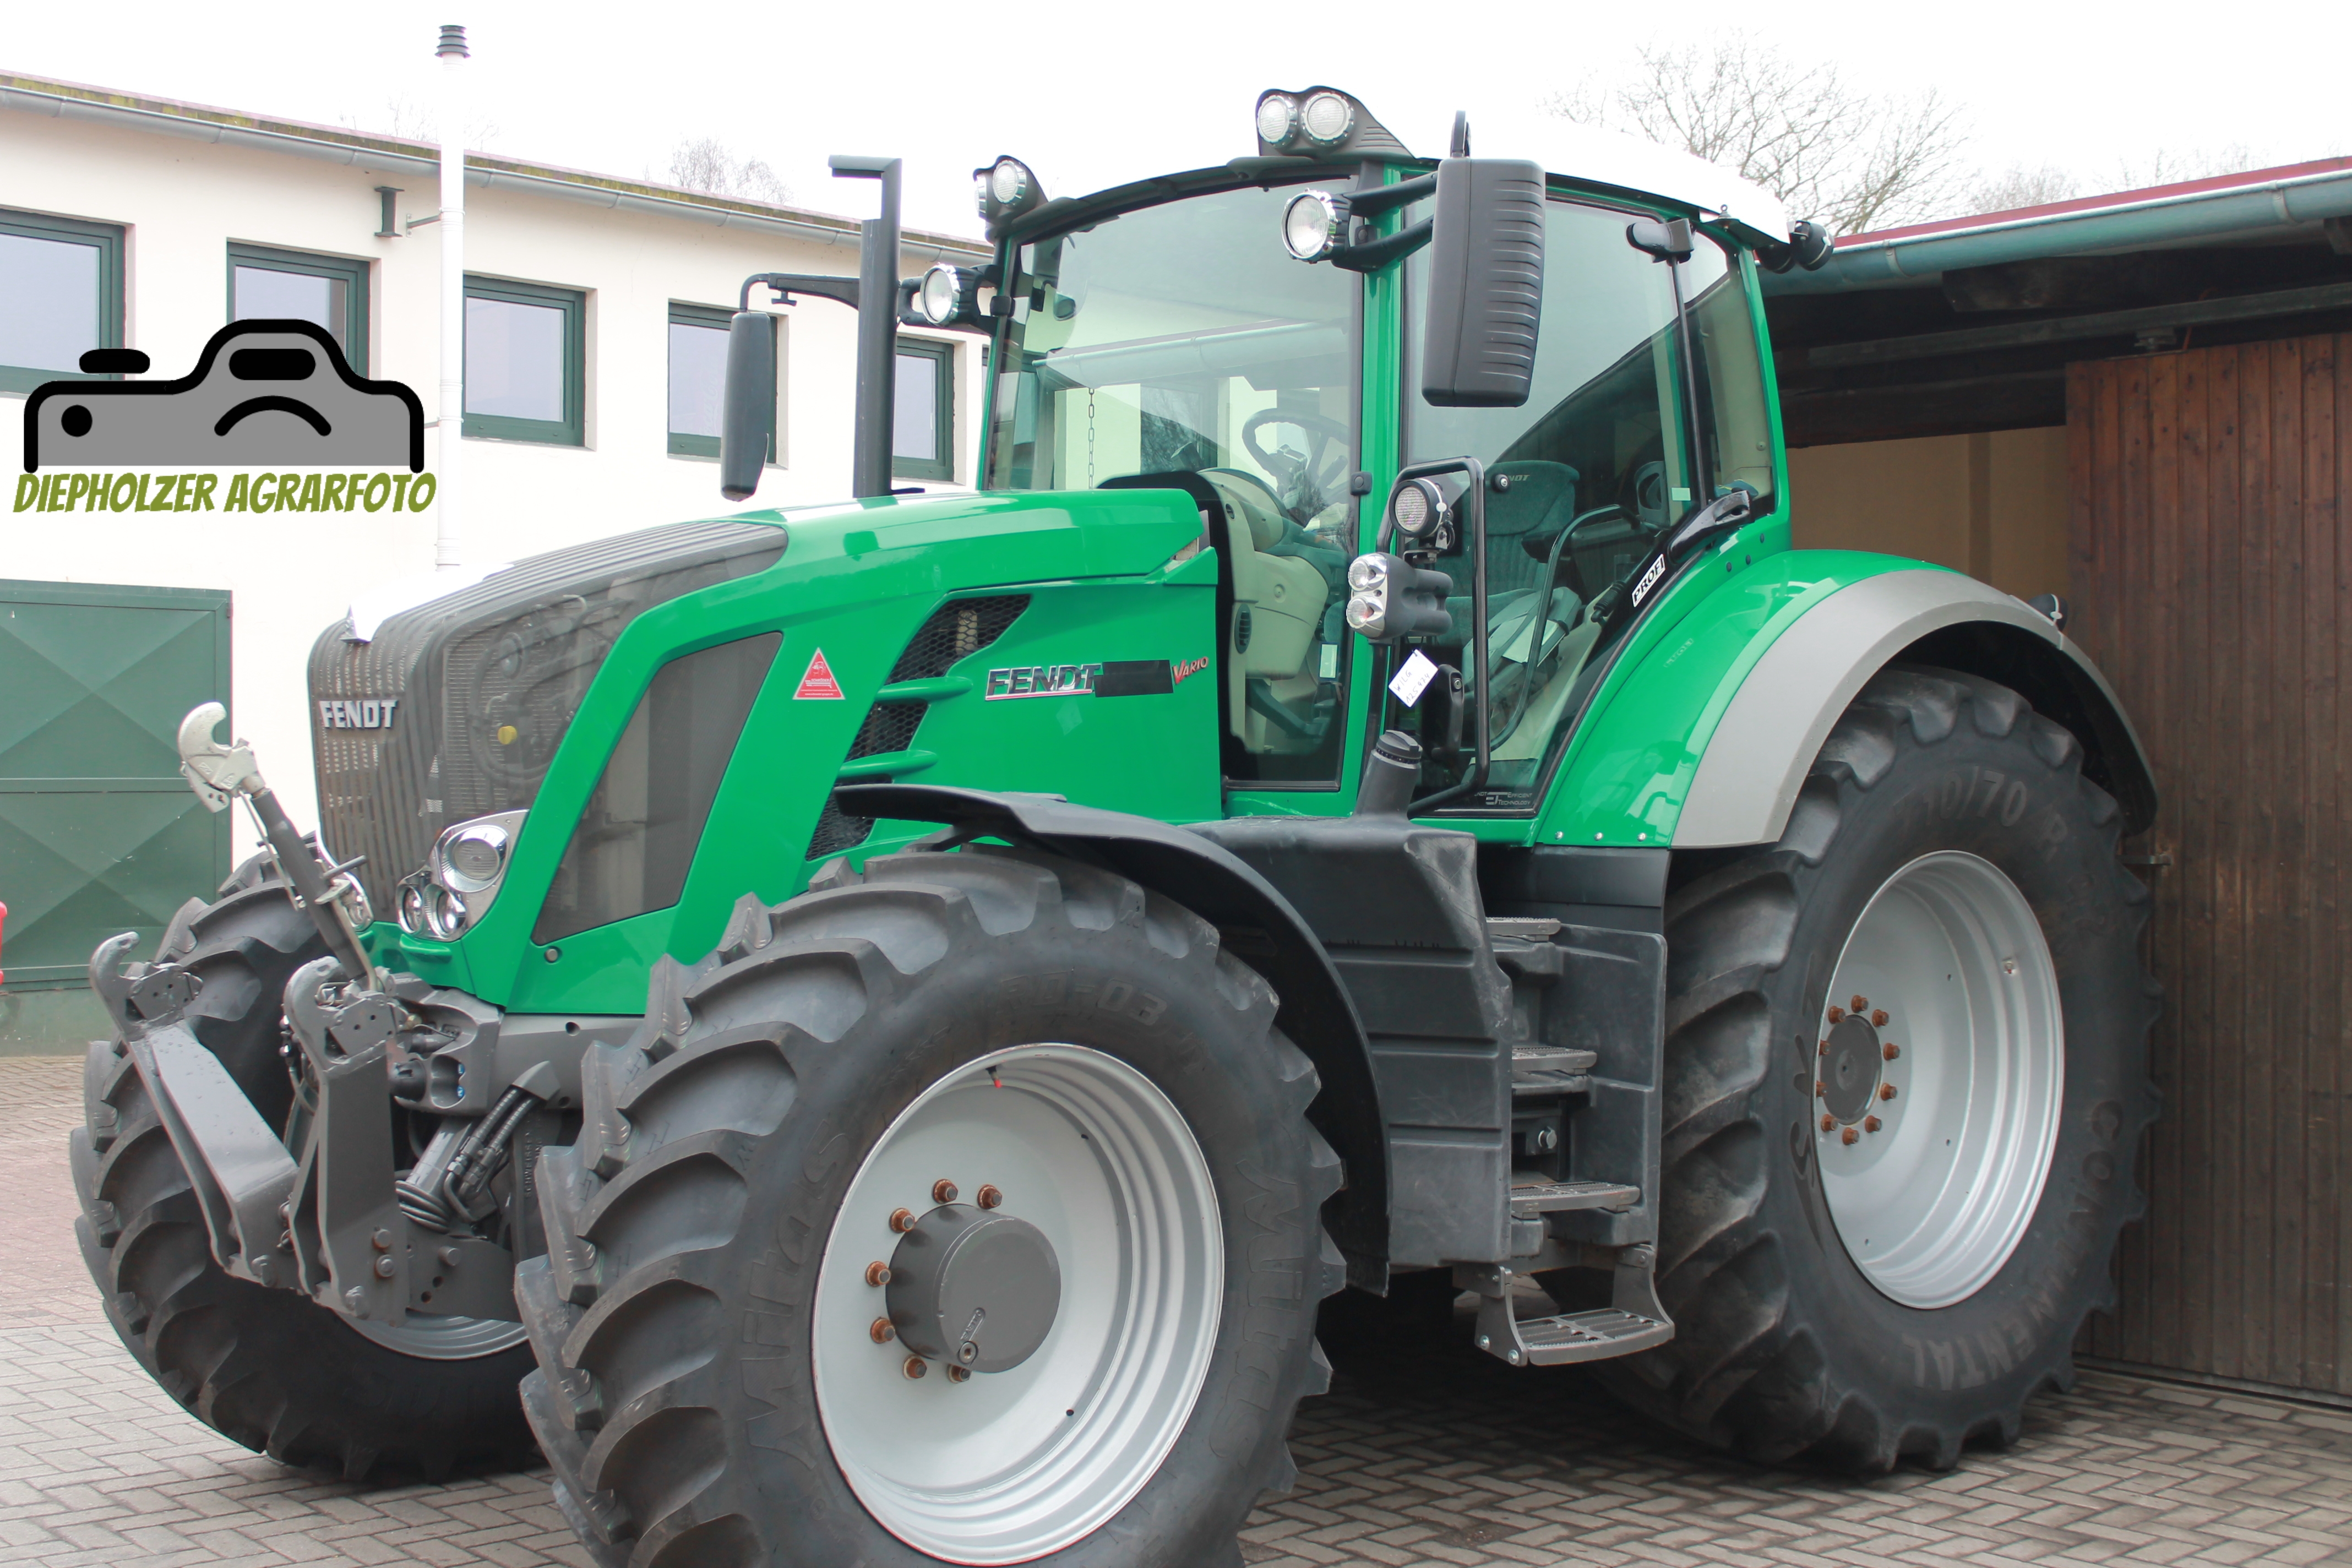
226;243;369;372
893;336;955;482
464;275;586;445
668;302;773;460
1;208;125;395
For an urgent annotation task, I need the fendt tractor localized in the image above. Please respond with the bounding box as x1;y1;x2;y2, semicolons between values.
70;88;2159;1567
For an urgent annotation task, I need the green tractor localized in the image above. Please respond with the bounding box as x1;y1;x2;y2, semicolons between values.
72;88;2158;1567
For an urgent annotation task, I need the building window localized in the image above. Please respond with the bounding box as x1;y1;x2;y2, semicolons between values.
669;302;773;461
227;244;369;372
0;208;124;395
894;337;954;482
464;276;585;445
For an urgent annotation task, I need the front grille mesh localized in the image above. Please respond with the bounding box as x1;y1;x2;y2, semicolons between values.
804;595;1030;862
310;520;786;910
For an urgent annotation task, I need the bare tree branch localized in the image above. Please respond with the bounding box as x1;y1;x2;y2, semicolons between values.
655;137;793;205
1546;32;1970;236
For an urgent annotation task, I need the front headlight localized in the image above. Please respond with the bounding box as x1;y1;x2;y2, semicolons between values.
398;809;526;941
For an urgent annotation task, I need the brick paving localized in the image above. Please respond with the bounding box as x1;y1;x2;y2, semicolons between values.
6;1052;2350;1566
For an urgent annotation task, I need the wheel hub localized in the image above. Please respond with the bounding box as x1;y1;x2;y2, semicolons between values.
1819;1012;1885;1125
886;1204;1061;1371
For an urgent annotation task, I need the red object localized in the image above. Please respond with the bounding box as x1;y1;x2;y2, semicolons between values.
794;650;845;700
0;899;9;986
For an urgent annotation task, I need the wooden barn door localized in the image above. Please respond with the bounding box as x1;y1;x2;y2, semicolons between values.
2068;333;2350;1398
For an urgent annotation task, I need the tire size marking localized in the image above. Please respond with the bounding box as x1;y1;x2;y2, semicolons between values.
990;972;1169;1030
1936;766;2032;827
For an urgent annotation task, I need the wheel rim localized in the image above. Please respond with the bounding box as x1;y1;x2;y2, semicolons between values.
1815;852;2064;1310
813;1044;1224;1565
351;1313;528;1359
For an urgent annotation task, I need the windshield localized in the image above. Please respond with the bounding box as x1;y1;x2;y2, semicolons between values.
985;183;1361;532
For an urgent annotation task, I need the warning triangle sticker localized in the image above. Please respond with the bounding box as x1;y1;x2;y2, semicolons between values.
794;649;846;700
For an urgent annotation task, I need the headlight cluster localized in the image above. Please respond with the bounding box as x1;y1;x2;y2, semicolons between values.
396;809;526;942
1344;552;1454;644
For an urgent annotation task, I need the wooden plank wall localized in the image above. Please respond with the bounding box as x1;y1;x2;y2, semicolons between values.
2068;333;2350;1397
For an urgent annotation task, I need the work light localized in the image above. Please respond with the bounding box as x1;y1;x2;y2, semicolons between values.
973;155;1046;236
989;157;1028;206
1343;552;1453;643
1255;94;1298;146
1300;91;1354;144
1282;191;1348;262
1391;477;1447;543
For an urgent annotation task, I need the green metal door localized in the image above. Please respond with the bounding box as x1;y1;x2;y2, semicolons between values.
0;580;231;988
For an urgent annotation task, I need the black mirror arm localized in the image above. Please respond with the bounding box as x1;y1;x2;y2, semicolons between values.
740;272;861;311
1330;217;1434;275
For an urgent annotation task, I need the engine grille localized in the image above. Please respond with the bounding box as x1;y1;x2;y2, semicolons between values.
310;520;786;911
805;595;1030;861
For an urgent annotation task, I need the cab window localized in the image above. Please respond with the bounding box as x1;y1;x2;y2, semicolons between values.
1403;198;1773;810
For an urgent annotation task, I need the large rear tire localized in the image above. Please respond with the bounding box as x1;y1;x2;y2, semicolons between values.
69;864;539;1479
519;845;1344;1567
1600;667;2159;1469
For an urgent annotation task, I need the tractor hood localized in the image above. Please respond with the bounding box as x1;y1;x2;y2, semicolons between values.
307;490;1205;914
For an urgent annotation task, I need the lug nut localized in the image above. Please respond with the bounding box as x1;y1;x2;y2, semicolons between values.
976;1185;1003;1211
865;1261;892;1288
870;1317;896;1344
1864;1115;1882;1133
1851;995;1868;1012
1815;1080;1826;1099
373;1255;397;1278
1820;1114;1836;1133
1826;1006;1844;1023
902;1356;928;1380
932;1179;959;1204
371;1228;392;1251
1819;1039;1829;1057
1883;1042;1901;1061
1871;1009;1889;1028
1880;1083;1898;1101
889;1207;916;1234
946;1365;971;1384
1841;1126;1860;1146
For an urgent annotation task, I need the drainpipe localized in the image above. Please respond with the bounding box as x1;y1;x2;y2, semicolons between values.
435;24;468;571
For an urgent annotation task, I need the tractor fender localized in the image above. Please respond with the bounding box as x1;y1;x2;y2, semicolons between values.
833;782;1391;1291
1675;568;2157;848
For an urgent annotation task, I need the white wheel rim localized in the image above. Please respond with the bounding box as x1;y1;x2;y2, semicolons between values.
351;1313;527;1359
1816;852;2064;1310
813;1044;1224;1565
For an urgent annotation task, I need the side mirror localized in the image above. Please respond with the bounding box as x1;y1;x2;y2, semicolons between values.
1420;158;1547;409
718;311;775;502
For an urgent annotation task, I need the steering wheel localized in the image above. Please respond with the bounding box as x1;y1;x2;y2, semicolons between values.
1240;409;1352;524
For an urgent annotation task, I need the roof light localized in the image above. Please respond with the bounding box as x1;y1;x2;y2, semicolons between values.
1300;91;1354;144
973;155;1046;237
1255;94;1298;146
989;157;1028;205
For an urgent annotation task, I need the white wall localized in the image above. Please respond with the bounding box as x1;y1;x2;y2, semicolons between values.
1;106;987;850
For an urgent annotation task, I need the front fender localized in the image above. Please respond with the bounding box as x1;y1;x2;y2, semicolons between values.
835;783;1390;1291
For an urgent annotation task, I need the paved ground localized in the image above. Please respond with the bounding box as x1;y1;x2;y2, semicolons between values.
6;1052;2351;1567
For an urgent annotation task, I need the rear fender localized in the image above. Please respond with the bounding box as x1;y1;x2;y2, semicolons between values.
836;782;1391;1291
1675;569;2157;847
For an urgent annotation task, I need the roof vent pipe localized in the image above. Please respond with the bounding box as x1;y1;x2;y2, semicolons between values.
435;24;469;572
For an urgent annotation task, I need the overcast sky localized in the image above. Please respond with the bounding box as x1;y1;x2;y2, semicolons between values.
9;0;2345;238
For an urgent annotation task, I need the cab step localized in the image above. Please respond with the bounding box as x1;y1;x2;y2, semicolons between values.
1456;1254;1675;1368
1508;1176;1640;1218
1511;1044;1595;1096
1483;1305;1673;1366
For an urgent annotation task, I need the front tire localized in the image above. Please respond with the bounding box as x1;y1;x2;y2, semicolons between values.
1602;667;2159;1469
69;867;539;1479
520;845;1344;1567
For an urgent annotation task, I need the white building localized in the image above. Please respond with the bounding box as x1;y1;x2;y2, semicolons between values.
0;70;989;841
